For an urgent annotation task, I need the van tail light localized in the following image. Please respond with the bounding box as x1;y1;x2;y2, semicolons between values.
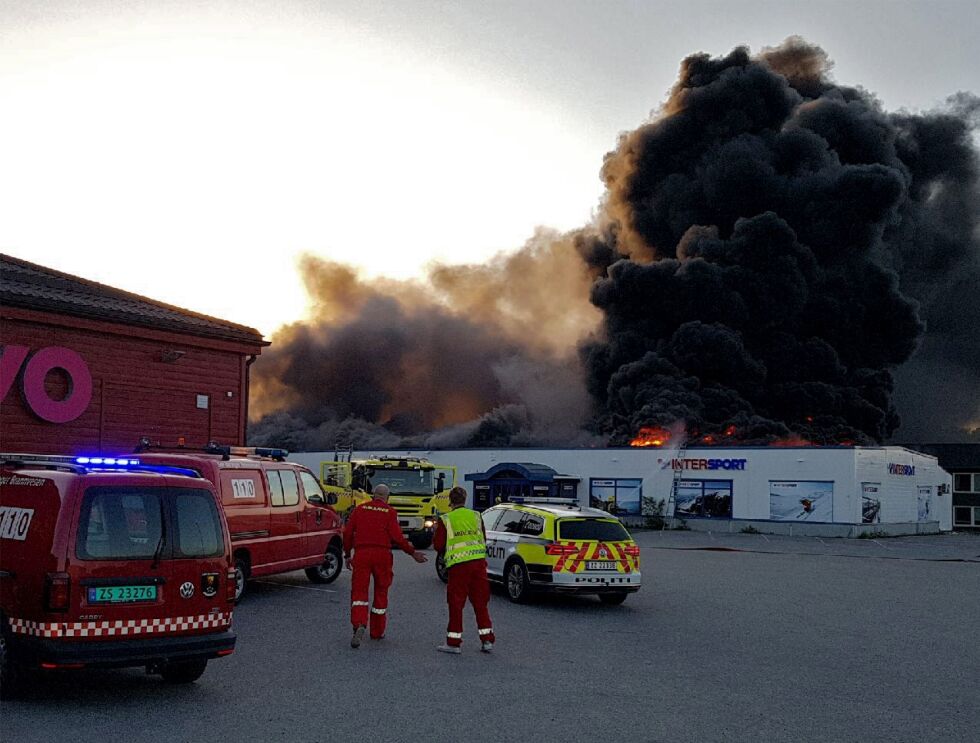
622;545;641;557
226;569;237;603
545;543;580;556
44;572;71;612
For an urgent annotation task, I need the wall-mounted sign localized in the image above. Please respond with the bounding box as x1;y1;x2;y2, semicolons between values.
887;463;915;476
0;345;93;423
659;457;747;471
196;394;209;410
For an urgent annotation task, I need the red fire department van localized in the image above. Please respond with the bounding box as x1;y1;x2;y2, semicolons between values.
0;454;236;698
133;444;344;600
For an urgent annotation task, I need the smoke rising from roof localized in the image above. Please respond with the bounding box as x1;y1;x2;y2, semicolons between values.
249;38;979;450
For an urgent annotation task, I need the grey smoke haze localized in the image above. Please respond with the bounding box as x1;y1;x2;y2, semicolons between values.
249;38;979;450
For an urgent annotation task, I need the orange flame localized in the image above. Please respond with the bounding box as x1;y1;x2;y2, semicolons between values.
768;435;813;447
630;426;672;447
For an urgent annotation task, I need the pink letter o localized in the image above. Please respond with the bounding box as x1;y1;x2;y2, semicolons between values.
22;347;93;423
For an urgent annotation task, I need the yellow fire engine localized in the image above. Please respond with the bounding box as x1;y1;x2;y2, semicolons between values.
320;453;456;549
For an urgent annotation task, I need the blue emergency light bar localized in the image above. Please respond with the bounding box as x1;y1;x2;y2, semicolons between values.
75;457;141;466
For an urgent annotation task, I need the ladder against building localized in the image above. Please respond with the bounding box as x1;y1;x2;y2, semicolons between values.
662;440;688;530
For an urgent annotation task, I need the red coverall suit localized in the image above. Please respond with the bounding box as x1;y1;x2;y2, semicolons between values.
343;498;417;639
433;516;495;648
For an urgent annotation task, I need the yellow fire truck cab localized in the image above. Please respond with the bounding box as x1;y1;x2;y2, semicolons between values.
320;456;455;549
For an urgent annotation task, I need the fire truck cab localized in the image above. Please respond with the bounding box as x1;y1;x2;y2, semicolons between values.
321;455;456;549
134;443;344;600
0;454;236;698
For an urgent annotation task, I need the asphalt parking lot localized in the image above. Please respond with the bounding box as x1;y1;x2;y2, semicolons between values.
4;531;978;743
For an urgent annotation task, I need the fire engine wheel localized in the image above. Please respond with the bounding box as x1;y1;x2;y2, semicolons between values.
234;557;250;601
505;559;531;604
598;591;629;606
435;553;448;583
306;543;343;584
159;658;208;684
0;629;25;700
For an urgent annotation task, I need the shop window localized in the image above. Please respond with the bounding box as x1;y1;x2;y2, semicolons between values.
953;473;973;493
678;480;735;519
954;507;972;526
589;478;642;516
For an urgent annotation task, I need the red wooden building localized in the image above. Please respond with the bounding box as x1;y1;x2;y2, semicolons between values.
1;254;268;455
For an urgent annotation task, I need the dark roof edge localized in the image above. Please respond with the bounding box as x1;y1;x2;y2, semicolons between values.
1;252;269;346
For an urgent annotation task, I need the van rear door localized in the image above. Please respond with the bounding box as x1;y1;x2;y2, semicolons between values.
167;488;231;627
71;483;174;633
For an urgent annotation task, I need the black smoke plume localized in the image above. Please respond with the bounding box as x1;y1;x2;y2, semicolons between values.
249;38;979;450
585;38;979;445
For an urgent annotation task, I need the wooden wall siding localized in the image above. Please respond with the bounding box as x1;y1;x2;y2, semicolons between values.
1;314;256;455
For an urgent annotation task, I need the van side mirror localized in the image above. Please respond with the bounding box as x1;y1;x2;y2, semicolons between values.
326;492;338;506
307;494;324;505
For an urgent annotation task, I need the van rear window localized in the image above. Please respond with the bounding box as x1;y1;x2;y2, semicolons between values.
174;491;224;558
558;518;631;542
78;489;163;560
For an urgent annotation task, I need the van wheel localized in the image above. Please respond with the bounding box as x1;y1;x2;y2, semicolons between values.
305;543;343;584
159;658;208;684
410;533;433;550
234;557;250;601
505;559;530;603
598;591;629;606
0;631;25;700
435;553;448;583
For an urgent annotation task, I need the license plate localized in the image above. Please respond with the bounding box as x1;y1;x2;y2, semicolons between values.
585;561;618;571
87;585;157;603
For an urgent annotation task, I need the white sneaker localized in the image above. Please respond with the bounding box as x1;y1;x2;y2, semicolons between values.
481;641;494;653
436;644;461;655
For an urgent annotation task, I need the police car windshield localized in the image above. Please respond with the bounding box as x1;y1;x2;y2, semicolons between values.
558;518;631;542
368;469;433;494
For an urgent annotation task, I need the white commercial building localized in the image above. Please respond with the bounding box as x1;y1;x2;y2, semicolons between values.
290;446;952;536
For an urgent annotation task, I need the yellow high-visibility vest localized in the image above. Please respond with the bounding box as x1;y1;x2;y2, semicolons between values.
442;508;487;568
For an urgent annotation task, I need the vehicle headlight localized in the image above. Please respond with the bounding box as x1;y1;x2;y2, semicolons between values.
423;519;435;528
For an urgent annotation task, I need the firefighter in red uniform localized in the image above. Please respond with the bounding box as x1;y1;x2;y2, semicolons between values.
343;484;427;648
433;486;495;654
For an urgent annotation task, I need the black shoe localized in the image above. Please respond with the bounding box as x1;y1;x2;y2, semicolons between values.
351;625;366;649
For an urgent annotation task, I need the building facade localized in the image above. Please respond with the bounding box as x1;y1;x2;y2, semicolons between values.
1;254;267;455
292;445;954;536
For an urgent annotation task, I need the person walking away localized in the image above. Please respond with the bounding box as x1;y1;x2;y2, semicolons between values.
343;483;427;648
433;486;495;654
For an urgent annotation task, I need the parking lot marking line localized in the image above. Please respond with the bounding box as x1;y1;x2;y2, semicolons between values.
253;580;337;593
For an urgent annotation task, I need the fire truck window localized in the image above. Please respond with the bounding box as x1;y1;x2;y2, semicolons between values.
267;471;285;507
173;490;224;557
495;510;525;534
521;515;545;537
299;471;324;502
77;489;163;560
279;470;300;506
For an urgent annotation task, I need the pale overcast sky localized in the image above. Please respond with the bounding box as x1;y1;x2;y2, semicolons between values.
1;0;977;335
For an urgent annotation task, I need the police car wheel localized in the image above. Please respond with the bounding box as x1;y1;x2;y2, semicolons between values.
159;658;208;684
598;591;629;606
410;533;433;550
505;560;530;603
435;553;448;583
306;544;343;584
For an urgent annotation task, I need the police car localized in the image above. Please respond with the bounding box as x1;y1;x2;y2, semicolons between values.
439;499;642;605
